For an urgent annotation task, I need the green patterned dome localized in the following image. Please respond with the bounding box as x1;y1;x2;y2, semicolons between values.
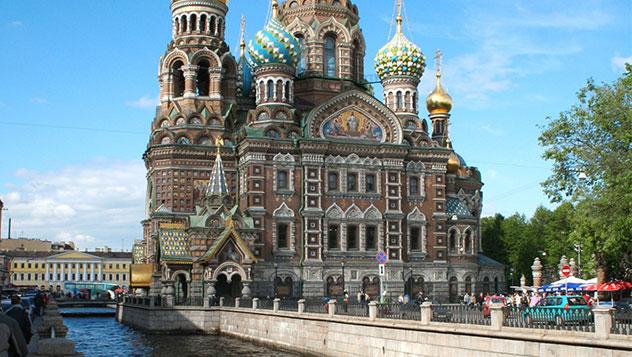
248;17;300;68
374;31;425;80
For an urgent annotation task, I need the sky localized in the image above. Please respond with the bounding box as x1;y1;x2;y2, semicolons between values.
0;0;630;250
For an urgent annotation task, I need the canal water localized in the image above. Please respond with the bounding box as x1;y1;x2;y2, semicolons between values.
63;308;301;357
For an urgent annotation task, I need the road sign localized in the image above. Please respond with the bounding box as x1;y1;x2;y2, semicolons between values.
376;251;388;265
378;264;385;276
561;265;571;277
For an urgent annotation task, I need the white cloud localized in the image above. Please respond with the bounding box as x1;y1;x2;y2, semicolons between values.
8;21;23;28
125;95;159;109
1;159;146;250
479;125;503;137
441;2;608;109
612;55;632;72
30;97;48;104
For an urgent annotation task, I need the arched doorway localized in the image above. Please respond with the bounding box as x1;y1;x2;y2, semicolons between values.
214;273;243;299
449;277;459;303
175;273;188;303
275;277;293;298
326;276;344;297
362;276;381;300
405;276;425;300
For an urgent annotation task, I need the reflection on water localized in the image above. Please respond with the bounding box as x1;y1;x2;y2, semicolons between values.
64;310;300;357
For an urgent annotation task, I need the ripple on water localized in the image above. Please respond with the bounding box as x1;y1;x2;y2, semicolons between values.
64;315;302;357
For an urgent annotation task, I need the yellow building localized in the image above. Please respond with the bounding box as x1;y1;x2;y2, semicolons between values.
8;250;132;291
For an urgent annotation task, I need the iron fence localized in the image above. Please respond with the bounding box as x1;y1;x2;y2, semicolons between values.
336;303;370;318
377;303;420;321
304;300;328;314
175;297;204;306
278;299;299;312
257;298;274;310
222;297;235;307
239;298;252;308
431;304;490;326
611;309;632;335
504;306;594;332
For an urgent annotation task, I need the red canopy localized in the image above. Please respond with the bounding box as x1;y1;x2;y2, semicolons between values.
584;281;632;292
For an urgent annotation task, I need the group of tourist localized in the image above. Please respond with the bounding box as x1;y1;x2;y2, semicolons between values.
0;288;49;356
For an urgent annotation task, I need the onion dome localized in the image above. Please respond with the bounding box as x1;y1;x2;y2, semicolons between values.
427;50;453;114
446;139;466;174
247;1;300;68
374;2;425;80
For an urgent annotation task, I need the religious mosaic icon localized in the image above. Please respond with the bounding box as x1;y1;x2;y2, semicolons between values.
321;111;384;142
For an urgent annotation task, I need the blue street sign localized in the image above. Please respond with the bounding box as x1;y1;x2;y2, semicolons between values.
376;251;388;265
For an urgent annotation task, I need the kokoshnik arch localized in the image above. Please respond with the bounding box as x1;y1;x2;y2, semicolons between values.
131;0;505;303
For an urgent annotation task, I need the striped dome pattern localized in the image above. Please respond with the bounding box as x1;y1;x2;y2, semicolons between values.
248;17;300;67
374;32;425;80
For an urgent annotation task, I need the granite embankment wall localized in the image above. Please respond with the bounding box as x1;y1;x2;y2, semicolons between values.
118;304;632;357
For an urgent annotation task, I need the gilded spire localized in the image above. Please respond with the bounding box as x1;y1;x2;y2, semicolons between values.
396;0;403;34
272;0;279;19
426;49;453;114
239;15;246;58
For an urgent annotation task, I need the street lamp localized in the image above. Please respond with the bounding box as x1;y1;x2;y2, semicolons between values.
273;263;278;298
341;260;346;295
574;243;582;277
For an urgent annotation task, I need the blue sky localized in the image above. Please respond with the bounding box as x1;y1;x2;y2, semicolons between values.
0;0;630;250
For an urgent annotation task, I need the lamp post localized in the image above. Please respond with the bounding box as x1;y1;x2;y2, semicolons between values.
574;243;582;277
273;263;278;298
341;260;345;296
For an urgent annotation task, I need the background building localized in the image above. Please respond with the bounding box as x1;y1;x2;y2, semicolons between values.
136;0;505;303
7;250;132;294
0;238;75;253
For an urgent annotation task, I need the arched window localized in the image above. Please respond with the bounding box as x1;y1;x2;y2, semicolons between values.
295;34;306;75
464;230;472;254
171;60;185;97
465;276;472;294
196;60;210;96
181;15;188;33
284;81;291;102
217;18;223;37
174;18;180;34
324;34;337;77
396;91;403;111
267;80;274;100
449;229;457;252
177;137;190;145
190;14;197;32
210;16;217;35
200;14;207;32
412;93;418;112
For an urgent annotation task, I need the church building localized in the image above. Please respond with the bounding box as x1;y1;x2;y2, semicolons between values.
134;0;505;303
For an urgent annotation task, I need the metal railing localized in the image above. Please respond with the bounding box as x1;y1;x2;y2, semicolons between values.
278;299;299;312
377;303;420;321
223;297;235;307
336;303;370;318
175;297;204;307
431;304;490;326
304;300;328;314
611;309;632;335
257;299;274;310
239;298;252;308
504;307;594;332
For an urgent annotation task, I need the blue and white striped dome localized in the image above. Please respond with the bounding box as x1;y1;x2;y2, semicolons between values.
248;17;300;67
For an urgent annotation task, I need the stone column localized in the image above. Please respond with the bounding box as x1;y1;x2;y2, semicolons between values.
98;263;103;282
531;257;543;289
235;297;241;308
53;263;57;282
253;298;259;310
328;299;336;318
75;264;79;282
183;65;199;98
162;280;175;307
160;72;172;102
60;263;65;283
298;299;305;314
273;298;280;312
45;263;50;282
209;69;222;100
594;308;613;339
219;297;225;307
420;302;432;325
90;263;94;281
490;305;505;331
83;263;87;281
368;301;377;321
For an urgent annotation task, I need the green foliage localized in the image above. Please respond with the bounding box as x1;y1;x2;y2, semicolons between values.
538;66;632;280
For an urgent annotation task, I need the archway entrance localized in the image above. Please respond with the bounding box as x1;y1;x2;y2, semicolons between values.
449;277;459;303
175;273;188;304
214;273;243;298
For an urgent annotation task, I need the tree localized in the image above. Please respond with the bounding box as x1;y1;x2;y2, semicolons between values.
481;214;506;264
539;65;632;280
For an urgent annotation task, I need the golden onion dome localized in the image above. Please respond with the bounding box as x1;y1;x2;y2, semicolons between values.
447;152;461;174
426;50;453;114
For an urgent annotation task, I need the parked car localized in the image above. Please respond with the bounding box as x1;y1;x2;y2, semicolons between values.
483;295;507;318
522;295;592;326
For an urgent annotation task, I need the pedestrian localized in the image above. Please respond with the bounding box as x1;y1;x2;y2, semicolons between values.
0;313;28;357
4;296;31;344
463;292;470;306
